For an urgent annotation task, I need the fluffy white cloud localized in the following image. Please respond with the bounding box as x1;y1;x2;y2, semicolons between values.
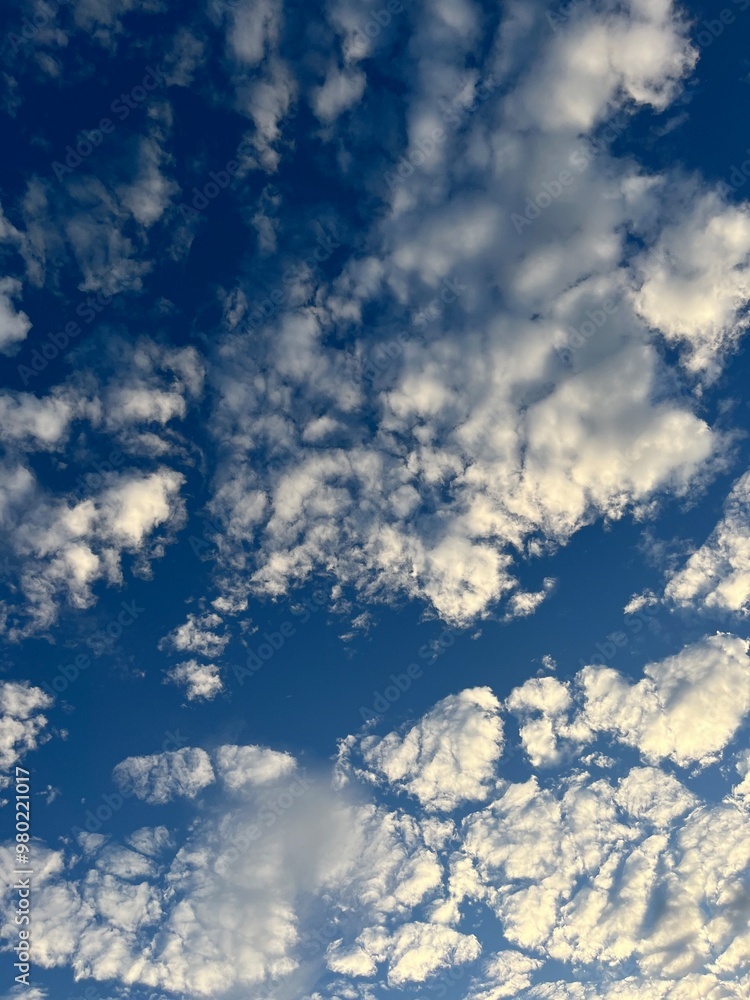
662;471;750;615
112;747;215;804
5;466;185;637
506;676;589;767
195;0;745;632
99;340;205;444
508;0;695;132
633;195;750;376
0;681;52;790
4;648;750;998
508;635;750;773
364;920;481;986
125;825;173;857
578;633;750;767
214;744;297;793
0;276;31;354
311;65;366;123
165;659;223;701
467;951;543;1000
0;391;82;449
357;687;503;811
159;612;228;658
614;767;697;828
227;0;281;66
0;334;202;637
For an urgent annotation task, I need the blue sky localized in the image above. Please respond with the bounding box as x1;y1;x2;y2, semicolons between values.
0;1;750;999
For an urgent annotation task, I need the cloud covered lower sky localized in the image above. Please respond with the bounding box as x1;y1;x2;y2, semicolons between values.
0;0;749;997
2;635;750;998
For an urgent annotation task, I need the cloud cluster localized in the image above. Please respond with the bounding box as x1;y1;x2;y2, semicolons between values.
160;610;229;700
0;0;747;639
351;687;504;811
0;339;202;636
506;633;750;769
165;659;223;701
112;747;215;804
193;0;745;630
0;680;52;792
662;471;750;615
1;464;185;638
4;632;749;997
0;277;32;355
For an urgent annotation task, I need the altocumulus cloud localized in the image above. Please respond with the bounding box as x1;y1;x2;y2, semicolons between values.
1;634;749;998
199;0;746;629
1;0;750;999
0;0;747;634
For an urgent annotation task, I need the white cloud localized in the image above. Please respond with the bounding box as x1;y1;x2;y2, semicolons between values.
0;390;82;449
508;635;750;774
0;681;53;790
614;767;697;828
0;349;190;635
662;471;750;615
467;951;543;1000
16;467;185;619
0;276;31;354
159;612;229;658
633;194;750;377
112;747;215;804
508;0;695;132
623;590;657;615
214;744;297;793
311;65;366;123
375;920;481;986
125;825;173;857
578;633;750;767
62;180;153;295
4;657;750;998
165;660;223;701
98;339;205;454
240;61;296;172
228;0;281;66
117;136;179;227
506;675;589;768
358;687;503;811
318;802;444;921
199;0;740;631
